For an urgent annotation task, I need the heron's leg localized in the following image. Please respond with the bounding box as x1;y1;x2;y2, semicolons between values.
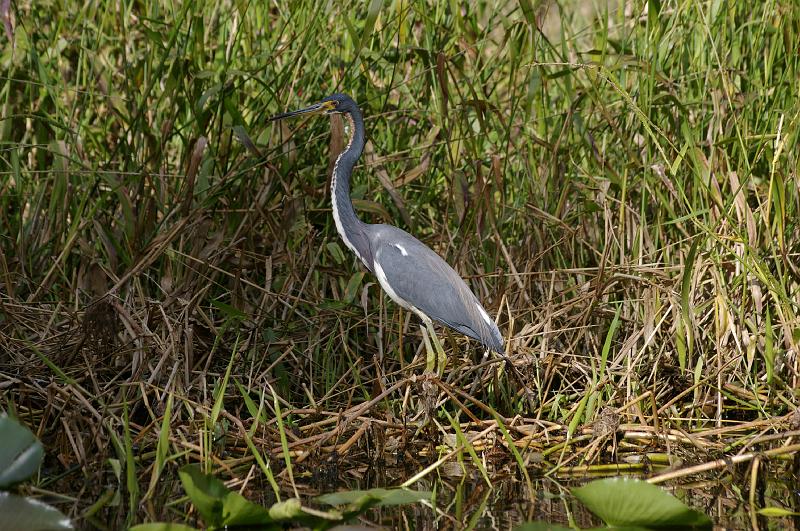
425;321;447;376
420;324;436;375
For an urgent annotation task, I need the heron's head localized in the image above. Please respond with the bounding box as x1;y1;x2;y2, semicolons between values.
268;93;358;122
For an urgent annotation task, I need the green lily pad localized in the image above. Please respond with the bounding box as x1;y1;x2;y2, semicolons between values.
179;465;274;527
317;487;431;509
0;492;73;530
572;478;712;530
0;414;44;488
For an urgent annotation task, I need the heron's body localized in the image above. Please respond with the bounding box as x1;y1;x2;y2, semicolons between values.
366;223;503;352
271;93;504;354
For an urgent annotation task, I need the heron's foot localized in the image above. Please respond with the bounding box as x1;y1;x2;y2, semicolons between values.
408;371;439;430
412;375;438;430
409;371;439;383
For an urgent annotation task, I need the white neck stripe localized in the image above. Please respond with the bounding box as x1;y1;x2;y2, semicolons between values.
330;114;365;265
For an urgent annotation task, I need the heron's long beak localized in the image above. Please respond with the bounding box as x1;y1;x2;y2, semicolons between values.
268;100;335;122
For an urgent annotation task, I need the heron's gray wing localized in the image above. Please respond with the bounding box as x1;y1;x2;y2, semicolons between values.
368;225;504;353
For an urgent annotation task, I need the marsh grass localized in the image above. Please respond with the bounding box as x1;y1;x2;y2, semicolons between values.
1;0;799;527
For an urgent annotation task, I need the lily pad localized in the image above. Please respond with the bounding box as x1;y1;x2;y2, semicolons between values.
318;487;431;509
572;478;712;530
0;492;73;530
0;414;44;488
179;465;274;527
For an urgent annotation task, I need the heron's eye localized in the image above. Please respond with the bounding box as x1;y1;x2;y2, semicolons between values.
322;100;338;113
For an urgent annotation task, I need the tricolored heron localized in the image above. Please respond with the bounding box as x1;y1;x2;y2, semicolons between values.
269;93;504;370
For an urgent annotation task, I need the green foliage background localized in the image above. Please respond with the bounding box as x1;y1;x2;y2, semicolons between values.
1;0;799;527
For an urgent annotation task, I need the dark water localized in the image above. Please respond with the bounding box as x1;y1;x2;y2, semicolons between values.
288;457;800;530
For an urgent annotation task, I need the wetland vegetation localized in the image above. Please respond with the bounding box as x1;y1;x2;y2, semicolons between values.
1;0;799;528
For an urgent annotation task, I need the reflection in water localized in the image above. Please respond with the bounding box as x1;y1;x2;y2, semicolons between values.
286;456;800;530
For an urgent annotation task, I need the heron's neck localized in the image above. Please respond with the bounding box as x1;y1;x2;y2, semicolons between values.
331;109;371;266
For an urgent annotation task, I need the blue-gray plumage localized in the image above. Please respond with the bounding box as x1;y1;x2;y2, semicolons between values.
269;93;504;354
